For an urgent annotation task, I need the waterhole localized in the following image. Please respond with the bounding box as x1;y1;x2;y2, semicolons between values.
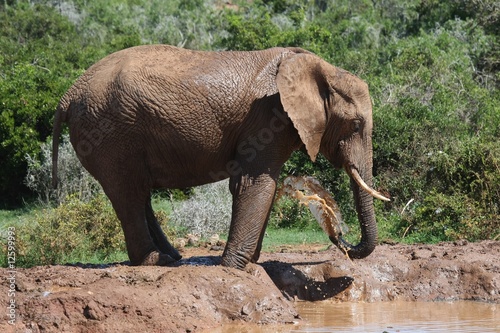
212;301;498;332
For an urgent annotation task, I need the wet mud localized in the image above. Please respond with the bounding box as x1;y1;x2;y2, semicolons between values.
1;240;498;332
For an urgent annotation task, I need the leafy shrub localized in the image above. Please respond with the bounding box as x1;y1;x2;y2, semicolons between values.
429;139;500;203
5;194;124;267
423;139;500;240
409;191;497;242
1;193;176;267
370;20;499;242
0;3;88;205
216;1;332;53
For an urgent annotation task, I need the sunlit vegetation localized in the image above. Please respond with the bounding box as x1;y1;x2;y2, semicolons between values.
0;0;498;266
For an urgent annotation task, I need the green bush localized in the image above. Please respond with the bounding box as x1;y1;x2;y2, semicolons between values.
216;2;332;53
0;194;174;267
0;2;92;205
3;194;124;267
408;191;497;242
423;139;500;240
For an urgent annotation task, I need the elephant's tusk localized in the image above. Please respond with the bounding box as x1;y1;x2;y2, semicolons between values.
349;167;391;202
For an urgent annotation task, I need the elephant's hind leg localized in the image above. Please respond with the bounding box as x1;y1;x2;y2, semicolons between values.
145;196;182;261
103;185;172;266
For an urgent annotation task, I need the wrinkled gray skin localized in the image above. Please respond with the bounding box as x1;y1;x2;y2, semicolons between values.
53;45;384;269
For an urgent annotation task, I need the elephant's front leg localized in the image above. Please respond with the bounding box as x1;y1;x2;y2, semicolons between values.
221;172;277;269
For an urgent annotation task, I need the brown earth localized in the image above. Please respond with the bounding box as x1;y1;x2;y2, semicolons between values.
2;240;498;332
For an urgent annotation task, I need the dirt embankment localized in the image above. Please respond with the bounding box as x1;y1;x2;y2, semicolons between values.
1;240;498;332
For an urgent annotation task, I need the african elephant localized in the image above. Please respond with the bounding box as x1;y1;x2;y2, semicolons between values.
52;45;389;269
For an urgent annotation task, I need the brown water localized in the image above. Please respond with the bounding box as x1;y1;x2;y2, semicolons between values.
211;301;499;332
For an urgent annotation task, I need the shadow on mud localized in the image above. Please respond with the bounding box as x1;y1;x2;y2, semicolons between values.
172;256;354;301
261;261;353;301
66;255;223;269
68;255;352;301
174;255;222;266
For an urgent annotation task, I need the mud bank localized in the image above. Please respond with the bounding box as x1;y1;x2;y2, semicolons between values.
1;240;498;332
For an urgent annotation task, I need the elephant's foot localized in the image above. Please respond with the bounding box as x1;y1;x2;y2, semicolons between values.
221;250;251;270
165;246;182;261
139;251;177;266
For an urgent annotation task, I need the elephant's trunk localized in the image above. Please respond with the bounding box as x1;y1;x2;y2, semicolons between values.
329;167;387;259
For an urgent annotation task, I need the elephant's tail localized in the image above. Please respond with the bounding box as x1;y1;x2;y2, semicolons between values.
52;98;69;189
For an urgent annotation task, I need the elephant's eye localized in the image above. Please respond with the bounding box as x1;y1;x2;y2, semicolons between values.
353;120;361;133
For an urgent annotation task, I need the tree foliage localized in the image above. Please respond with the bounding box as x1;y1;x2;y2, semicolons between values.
1;0;498;241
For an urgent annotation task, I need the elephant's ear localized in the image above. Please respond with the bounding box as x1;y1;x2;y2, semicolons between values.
276;53;328;162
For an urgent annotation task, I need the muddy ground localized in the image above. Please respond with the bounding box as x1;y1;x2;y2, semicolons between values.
1;240;498;332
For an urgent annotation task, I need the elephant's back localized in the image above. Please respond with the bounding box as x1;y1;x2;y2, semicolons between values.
66;44;290;114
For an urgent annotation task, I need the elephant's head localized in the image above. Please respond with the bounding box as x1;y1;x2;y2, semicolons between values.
276;52;390;259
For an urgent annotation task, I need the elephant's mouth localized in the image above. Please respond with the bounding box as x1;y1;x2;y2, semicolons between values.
346;166;390;202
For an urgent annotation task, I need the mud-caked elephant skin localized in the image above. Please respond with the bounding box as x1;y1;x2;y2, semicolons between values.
52;45;389;269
